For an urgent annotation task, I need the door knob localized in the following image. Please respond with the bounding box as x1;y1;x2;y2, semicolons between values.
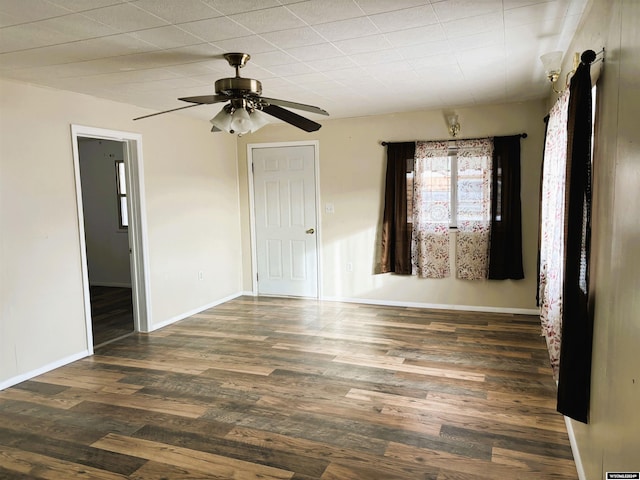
306;228;315;234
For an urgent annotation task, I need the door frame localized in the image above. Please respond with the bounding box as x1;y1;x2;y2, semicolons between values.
71;125;152;354
247;140;322;298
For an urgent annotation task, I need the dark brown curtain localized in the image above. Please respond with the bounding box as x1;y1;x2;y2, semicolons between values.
488;135;524;279
557;51;595;423
380;142;415;274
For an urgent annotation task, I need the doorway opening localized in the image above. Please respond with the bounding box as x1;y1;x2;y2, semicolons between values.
71;126;150;352
78;138;133;346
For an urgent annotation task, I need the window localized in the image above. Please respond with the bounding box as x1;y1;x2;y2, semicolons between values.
411;139;493;279
409;141;492;228
115;160;128;229
382;136;522;280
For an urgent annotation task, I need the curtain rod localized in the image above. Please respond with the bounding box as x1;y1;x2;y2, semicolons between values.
380;133;527;146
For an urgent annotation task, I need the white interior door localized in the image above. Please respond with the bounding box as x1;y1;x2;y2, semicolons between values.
252;144;318;297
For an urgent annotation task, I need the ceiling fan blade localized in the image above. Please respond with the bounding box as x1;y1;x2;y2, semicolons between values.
178;94;228;104
211;125;221;133
133;103;205;121
262;104;322;132
260;97;329;116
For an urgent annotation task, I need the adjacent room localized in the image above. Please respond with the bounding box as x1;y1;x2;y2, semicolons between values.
0;0;638;479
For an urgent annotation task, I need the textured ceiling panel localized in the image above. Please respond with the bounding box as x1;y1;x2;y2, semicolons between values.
0;0;589;122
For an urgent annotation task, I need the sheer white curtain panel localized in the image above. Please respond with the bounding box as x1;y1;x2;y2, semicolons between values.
539;89;570;379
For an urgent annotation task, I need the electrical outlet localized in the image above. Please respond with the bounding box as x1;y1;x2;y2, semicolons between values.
198;271;203;280
346;262;353;272
325;203;335;214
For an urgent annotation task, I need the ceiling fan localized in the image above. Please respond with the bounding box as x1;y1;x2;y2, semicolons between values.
133;52;329;134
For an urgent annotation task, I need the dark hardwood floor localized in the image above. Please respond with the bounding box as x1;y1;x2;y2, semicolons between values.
90;286;134;347
0;296;577;479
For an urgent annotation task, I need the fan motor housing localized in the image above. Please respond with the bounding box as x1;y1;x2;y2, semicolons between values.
215;77;262;96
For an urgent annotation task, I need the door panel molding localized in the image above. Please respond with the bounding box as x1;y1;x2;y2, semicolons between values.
247;141;321;298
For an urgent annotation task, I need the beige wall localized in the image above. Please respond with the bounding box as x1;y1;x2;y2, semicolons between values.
237;99;546;312
557;0;640;476
0;79;242;386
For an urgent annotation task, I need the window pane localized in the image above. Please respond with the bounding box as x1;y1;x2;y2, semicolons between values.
406;171;414;223
120;197;128;227
117;161;126;194
457;156;490;222
116;160;128;229
418;157;451;223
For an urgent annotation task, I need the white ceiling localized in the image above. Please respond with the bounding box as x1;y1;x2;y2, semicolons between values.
0;0;588;123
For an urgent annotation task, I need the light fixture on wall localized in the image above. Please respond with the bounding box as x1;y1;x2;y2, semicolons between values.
447;113;460;138
541;48;606;94
540;51;564;92
210;99;270;135
540;51;585;93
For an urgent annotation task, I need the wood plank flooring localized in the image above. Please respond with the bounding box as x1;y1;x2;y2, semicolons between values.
90;286;134;347
0;296;577;479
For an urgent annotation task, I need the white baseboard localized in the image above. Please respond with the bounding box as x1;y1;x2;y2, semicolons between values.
148;292;244;332
321;295;540;316
565;416;587;480
234;291;538;315
0;350;90;391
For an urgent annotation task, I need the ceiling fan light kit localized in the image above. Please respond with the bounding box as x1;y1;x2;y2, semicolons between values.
134;53;329;134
